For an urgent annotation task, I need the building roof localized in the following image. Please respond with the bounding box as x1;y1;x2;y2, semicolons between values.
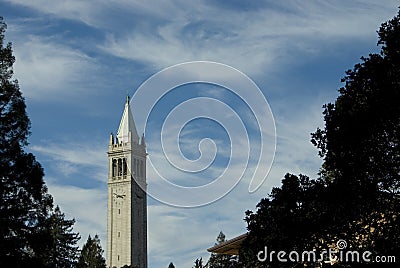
207;233;247;255
117;96;140;144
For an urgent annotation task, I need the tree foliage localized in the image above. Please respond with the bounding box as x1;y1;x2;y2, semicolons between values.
0;16;81;267
168;262;176;268
77;234;106;268
240;174;327;267
0;15;51;267
193;257;206;268
208;231;239;268
240;9;400;268
310;9;400;259
41;206;80;267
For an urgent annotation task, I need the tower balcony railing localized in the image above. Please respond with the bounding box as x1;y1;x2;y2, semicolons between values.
112;174;130;181
112;142;130;148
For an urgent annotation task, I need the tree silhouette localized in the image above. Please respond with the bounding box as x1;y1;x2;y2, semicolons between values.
208;232;238;268
0;16;52;267
240;9;400;268
77;234;106;268
0;16;80;267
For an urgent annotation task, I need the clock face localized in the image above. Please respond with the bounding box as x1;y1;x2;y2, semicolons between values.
113;187;126;206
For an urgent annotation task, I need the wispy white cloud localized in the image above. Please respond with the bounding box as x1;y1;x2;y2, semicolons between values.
3;0;104;27
10;34;97;100
46;179;107;248
272;91;332;177
6;0;398;76
30;141;107;183
98;0;399;75
31;142;105;168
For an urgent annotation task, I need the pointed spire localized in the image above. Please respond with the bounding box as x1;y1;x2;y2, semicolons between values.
117;96;140;144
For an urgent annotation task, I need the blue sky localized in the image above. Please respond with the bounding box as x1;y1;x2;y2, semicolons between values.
1;1;399;267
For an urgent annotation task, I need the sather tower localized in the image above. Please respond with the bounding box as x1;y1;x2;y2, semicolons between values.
106;96;147;268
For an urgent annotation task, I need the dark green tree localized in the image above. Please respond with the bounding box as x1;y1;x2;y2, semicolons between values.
168;262;176;268
77;234;106;268
0;17;81;267
310;8;400;262
240;174;325;268
0;16;53;267
193;257;206;268
241;9;400;268
40;206;80;267
208;231;238;268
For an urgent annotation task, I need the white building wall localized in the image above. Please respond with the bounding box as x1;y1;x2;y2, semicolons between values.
106;132;147;268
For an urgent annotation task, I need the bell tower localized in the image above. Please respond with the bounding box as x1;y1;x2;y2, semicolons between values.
106;96;147;268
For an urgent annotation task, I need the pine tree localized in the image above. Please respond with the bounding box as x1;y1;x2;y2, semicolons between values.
77;234;106;268
193;257;206;268
168;262;175;268
208;232;237;268
41;206;80;267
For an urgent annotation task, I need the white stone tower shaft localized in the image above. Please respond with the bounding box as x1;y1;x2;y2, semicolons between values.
107;97;147;268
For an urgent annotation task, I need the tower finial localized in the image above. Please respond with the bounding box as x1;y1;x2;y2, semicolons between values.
109;132;114;145
126;95;130;104
141;133;146;147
